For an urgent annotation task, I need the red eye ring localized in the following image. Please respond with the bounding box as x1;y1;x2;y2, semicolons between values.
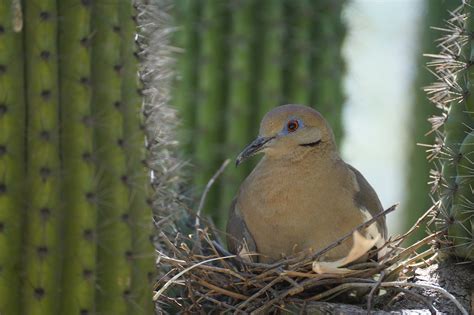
287;120;299;132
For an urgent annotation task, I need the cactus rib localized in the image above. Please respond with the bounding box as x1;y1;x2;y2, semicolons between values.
22;0;62;314
91;1;132;313
120;1;154;313
58;0;97;314
0;2;26;314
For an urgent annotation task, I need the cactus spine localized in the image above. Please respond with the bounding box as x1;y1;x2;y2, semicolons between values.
58;0;96;314
0;1;26;314
0;0;156;313
120;2;154;313
404;0;457;243
427;2;474;260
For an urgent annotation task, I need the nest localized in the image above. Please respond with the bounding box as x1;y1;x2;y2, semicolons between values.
151;163;464;314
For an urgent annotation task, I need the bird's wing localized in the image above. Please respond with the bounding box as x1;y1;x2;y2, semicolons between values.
226;198;257;259
347;164;388;239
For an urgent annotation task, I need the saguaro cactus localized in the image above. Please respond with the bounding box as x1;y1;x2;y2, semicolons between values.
426;1;474;261
22;1;62;313
91;1;133;313
58;0;97;313
194;1;228;225
221;0;256;226
0;2;26;315
0;1;155;314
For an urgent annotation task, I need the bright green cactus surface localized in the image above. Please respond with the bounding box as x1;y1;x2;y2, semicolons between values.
427;1;474;261
0;2;26;315
0;1;155;314
170;0;346;229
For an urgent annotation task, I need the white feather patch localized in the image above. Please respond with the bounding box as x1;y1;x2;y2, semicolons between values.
313;230;379;274
360;207;385;248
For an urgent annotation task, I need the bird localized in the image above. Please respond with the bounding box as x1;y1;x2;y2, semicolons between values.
226;104;387;269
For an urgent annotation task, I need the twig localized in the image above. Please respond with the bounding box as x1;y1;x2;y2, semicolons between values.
153;255;236;301
381;282;468;315
194;291;243;313
395;287;438;315
366;271;385;314
385;230;442;265
392;203;438;244
195;278;248;300
309;281;468;315
195;159;231;230
237;276;284;311
195;264;247;281
159;232;187;259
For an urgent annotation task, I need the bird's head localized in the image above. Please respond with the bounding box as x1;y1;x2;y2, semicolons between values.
236;104;336;166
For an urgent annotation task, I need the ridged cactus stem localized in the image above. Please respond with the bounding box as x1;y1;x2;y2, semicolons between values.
120;2;154;313
0;2;26;314
221;0;256;227
450;131;474;259
91;1;132;313
286;0;312;105
22;0;62;314
195;1;228;223
427;2;474;261
58;0;97;314
172;0;200;156
312;0;345;144
440;103;472;214
258;0;283;118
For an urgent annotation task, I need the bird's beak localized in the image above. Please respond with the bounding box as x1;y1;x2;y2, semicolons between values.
236;136;274;166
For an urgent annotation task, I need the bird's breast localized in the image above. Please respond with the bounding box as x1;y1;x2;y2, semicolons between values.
238;158;364;261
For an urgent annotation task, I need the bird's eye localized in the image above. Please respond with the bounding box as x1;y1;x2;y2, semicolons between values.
287;120;299;132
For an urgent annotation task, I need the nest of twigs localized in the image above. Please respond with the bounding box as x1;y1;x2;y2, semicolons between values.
152;168;463;314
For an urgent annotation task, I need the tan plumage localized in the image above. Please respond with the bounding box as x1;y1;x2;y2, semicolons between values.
226;104;387;264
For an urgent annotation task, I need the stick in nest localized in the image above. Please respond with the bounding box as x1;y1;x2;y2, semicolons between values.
195;158;231;230
153;255;236;302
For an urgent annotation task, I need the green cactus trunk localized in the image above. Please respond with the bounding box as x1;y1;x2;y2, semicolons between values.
0;0;156;313
58;1;97;314
91;1;133;313
194;1;229;224
258;0;283;118
0;2;26;314
311;0;345;143
120;2;154;313
220;0;256;226
22;0;62;314
449;131;474;259
427;1;474;261
285;0;312;106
